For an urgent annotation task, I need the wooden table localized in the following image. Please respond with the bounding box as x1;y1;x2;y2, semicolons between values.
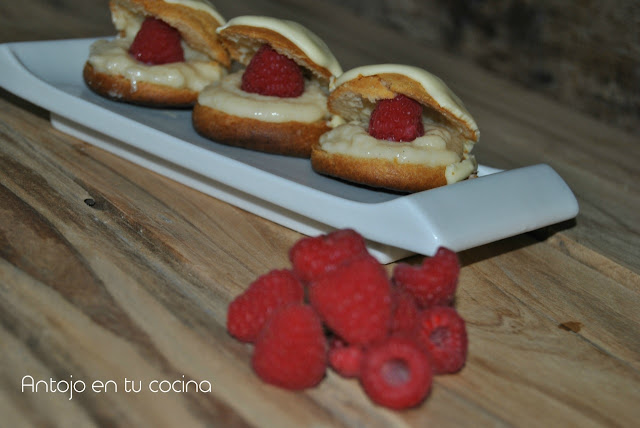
1;1;639;426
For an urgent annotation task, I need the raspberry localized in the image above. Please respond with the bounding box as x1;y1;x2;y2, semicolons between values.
327;338;363;378
227;270;304;343
241;45;305;98
390;288;420;334
392;247;460;309
360;336;433;410
368;94;425;142
129;17;184;65
289;229;369;284
416;306;468;374
309;255;391;346
252;304;327;390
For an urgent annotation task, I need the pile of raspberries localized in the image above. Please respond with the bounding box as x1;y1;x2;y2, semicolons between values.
226;229;467;410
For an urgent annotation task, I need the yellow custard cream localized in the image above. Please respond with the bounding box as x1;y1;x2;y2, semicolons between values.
198;71;329;123
89;5;226;92
88;39;226;92
320;124;476;184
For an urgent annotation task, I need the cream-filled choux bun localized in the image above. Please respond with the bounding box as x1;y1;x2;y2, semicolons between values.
310;64;479;192
192;15;343;158
83;0;230;107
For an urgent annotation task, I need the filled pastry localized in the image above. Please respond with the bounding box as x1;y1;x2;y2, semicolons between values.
310;64;480;192
192;15;343;157
83;0;230;107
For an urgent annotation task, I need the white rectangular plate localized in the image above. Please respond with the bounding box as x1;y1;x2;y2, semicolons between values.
0;38;579;262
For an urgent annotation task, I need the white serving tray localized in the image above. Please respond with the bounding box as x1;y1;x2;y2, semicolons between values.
0;38;579;263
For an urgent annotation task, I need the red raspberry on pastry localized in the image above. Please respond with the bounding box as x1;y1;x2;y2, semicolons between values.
392;247;460;308
416;306;468;374
129;17;185;65
252;304;327;390
241;45;305;98
360;336;433;410
327;338;364;378
227;269;304;343
368;94;425;142
289;229;369;284
309;255;392;346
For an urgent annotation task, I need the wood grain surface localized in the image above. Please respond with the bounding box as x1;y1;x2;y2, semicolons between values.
1;0;639;427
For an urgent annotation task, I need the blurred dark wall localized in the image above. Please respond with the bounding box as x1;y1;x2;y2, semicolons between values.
326;0;639;136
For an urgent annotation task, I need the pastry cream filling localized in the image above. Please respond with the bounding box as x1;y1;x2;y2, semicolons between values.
88;38;227;92
445;156;477;184
198;71;329;123
319;121;477;184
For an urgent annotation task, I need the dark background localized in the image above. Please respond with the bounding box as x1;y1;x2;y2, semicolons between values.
324;0;640;137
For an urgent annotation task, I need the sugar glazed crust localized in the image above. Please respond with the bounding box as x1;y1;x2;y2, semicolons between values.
327;72;478;142
217;24;335;83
